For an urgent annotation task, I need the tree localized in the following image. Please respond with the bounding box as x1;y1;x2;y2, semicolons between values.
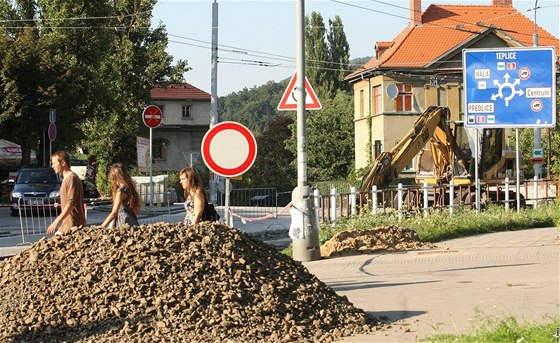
287;91;354;183
0;0;188;182
305;12;330;98
243;115;296;191
218;80;287;133
327;16;351;95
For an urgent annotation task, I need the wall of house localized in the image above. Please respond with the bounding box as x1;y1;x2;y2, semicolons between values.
149;98;211;171
353;75;464;172
153;129;207;171
155;99;211;126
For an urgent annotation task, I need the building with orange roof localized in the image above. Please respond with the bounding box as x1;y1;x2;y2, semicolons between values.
346;0;559;172
149;83;211;171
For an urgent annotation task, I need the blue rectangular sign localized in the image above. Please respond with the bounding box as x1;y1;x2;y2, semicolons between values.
463;47;556;128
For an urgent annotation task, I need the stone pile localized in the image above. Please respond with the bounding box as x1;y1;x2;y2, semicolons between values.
0;222;380;342
321;225;435;257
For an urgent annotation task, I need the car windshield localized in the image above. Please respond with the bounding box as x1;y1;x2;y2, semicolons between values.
16;169;59;184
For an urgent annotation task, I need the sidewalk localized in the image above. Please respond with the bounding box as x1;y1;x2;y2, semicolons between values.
304;226;560;342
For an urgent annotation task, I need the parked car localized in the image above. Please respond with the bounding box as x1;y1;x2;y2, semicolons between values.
10;167;61;216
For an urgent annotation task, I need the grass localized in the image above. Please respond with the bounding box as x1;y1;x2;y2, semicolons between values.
426;316;560;343
318;203;559;245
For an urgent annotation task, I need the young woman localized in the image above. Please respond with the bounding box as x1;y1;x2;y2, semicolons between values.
101;163;140;228
179;167;206;225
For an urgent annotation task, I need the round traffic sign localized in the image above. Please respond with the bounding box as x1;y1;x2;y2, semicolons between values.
48;122;57;141
142;105;163;128
201;122;257;178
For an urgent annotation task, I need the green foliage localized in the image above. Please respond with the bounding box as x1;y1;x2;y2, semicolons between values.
0;0;188;176
287;91;355;183
319;203;558;245
428;316;560;343
242;115;296;191
166;170;183;202
218;80;287;134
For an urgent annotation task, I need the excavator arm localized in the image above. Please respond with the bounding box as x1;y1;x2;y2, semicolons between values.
360;106;467;192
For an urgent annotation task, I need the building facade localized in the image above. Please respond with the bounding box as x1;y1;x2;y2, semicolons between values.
346;0;559;172
149;83;211;171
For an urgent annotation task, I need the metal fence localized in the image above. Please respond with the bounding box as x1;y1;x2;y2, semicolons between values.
220;187;289;230
316;178;559;222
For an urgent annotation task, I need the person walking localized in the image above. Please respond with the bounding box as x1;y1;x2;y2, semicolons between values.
47;151;86;235
179;167;206;225
101;163;140;228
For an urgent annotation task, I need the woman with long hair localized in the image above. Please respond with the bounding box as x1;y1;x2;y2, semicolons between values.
101;163;141;228
179;167;206;225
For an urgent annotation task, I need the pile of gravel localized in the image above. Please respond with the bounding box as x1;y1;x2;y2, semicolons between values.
0;222;380;342
321;225;435;257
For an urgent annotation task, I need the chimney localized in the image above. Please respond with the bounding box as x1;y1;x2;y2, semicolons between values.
492;0;512;6
410;0;422;27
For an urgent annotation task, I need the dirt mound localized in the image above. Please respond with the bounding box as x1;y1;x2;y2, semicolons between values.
0;222;381;342
321;225;434;257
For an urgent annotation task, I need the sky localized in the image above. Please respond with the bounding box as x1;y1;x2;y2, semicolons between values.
151;0;559;97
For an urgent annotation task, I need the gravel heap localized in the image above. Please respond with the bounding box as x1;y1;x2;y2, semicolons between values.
321;225;435;257
0;222;380;342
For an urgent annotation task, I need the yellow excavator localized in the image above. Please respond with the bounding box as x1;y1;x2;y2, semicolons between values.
360;106;523;206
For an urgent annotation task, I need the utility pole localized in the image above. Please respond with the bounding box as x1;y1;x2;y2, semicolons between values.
209;0;219;204
532;0;543;179
291;0;321;262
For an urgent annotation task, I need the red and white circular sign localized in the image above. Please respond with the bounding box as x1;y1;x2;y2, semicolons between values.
142;105;162;128
201;121;257;178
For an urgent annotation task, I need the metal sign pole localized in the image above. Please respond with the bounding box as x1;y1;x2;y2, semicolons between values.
474;128;480;212
516;129;521;212
149;127;153;209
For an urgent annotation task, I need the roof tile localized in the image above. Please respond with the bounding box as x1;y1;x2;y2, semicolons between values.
151;83;211;100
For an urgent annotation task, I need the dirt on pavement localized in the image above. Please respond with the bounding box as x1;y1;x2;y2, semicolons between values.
321;225;435;258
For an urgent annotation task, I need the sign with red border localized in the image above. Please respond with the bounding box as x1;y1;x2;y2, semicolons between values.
201;122;257;177
48;122;57;142
277;72;322;111
142;105;163;128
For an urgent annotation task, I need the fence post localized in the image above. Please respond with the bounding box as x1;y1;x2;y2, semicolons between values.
449;180;454;215
313;188;321;225
423;181;429;217
330;188;336;223
533;175;538;208
397;183;403;222
505;177;510;210
372;185;378;215
350;186;356;216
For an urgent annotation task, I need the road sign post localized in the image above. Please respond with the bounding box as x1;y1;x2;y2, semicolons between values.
277;71;322;111
463;47;556;212
201;122;257;226
463;47;556;128
142;105;163;208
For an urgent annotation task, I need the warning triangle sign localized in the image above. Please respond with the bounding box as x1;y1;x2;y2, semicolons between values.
277;72;322;111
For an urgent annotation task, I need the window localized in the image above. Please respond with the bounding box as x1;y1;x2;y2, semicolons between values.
153;139;167;160
359;90;364;117
372;85;382;114
374;140;382;159
182;105;191;119
395;83;412;111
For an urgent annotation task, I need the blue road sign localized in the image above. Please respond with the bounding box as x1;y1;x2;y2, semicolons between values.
463;47;556;128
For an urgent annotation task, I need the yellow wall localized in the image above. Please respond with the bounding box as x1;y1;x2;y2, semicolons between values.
353;76;463;171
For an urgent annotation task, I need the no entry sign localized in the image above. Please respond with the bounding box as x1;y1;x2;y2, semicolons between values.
201;122;257;178
142;105;162;128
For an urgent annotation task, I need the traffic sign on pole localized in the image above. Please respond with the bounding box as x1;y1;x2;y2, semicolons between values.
48;122;57;142
201;121;257;178
463;47;556;128
277;72;322;111
142;105;163;128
